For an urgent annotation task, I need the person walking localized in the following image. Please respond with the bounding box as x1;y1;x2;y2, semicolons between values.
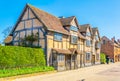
106;55;110;64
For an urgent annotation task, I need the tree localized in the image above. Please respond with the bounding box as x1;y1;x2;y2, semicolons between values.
1;26;12;44
100;53;106;64
2;26;12;39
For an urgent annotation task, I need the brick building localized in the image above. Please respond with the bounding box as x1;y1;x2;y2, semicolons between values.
101;36;120;62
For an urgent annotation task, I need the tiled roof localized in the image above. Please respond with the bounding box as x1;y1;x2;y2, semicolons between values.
79;24;93;36
60;16;75;26
79;24;90;32
69;48;81;54
92;27;98;35
52;48;71;54
28;4;69;35
92;27;101;40
4;36;13;43
78;32;86;39
53;48;81;54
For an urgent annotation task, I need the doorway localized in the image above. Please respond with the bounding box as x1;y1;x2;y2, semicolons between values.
92;55;95;65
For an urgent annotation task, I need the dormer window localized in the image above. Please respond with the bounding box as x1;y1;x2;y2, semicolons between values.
86;32;91;36
70;26;78;32
95;35;99;40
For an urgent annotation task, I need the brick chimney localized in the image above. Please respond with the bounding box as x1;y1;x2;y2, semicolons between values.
111;37;115;42
117;39;120;43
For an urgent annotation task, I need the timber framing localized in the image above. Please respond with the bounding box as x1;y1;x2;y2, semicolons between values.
5;4;101;71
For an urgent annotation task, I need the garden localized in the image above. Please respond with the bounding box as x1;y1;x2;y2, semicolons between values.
0;46;54;78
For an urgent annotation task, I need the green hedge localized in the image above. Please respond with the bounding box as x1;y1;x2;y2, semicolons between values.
0;66;54;78
100;53;106;64
0;46;46;69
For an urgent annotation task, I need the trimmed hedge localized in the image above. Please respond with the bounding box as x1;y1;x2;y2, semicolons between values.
0;46;46;69
100;53;106;64
0;66;54;78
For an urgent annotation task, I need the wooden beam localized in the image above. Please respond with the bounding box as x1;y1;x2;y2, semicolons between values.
21;17;36;22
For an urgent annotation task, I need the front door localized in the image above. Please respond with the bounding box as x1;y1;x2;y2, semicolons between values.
92;55;95;65
65;55;71;70
80;54;84;68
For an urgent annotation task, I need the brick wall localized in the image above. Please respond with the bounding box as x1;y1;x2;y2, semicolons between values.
101;36;114;59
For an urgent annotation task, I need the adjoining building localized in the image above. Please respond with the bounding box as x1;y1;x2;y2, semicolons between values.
80;24;101;66
101;36;120;62
5;4;101;71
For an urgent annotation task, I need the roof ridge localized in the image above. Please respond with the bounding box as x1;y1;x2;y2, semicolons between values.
64;16;75;19
80;24;90;26
28;4;60;19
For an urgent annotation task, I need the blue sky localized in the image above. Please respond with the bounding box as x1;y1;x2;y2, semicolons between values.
0;0;120;43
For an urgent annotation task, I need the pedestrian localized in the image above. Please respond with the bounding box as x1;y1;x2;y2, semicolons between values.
106;55;110;64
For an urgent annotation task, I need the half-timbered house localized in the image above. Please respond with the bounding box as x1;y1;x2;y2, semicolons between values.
5;4;101;71
79;24;101;66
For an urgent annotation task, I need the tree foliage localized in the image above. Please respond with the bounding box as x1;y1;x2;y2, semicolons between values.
100;53;106;64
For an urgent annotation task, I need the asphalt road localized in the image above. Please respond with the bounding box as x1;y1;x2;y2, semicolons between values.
3;62;120;81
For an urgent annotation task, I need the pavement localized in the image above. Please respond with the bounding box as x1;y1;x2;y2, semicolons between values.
2;62;120;81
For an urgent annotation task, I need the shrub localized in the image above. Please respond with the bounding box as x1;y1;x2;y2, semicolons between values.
0;46;46;69
100;53;106;64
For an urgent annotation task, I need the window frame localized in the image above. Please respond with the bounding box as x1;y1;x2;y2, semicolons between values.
95;35;99;40
96;42;101;48
86;40;91;47
54;32;63;42
71;35;78;44
86;32;91;37
96;53;100;60
86;52;91;60
103;40;106;44
57;54;65;62
70;26;78;32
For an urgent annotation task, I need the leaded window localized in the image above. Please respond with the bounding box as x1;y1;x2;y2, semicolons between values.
95;35;99;40
71;35;78;44
54;32;62;41
70;26;78;31
86;40;91;46
86;52;91;60
86;32;91;36
57;54;65;61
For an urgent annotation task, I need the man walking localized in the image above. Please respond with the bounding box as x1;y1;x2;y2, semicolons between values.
106;55;110;64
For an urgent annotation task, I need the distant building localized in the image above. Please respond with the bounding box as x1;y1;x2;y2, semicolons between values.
101;36;120;62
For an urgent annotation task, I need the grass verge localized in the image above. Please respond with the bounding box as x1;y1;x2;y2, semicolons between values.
0;66;54;78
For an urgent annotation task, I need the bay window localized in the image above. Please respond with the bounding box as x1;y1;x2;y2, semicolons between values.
86;40;91;46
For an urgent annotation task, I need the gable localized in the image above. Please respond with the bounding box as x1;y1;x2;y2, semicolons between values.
14;6;43;32
22;7;35;20
86;27;92;35
29;5;69;35
95;30;101;41
71;18;77;27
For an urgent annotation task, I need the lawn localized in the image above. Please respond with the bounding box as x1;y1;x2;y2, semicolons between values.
0;66;54;78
